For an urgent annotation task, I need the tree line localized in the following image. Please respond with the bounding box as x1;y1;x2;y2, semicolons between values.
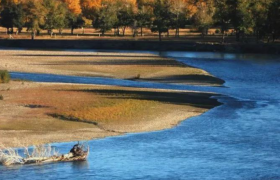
0;0;279;42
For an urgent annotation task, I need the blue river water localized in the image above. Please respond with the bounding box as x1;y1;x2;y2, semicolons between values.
1;51;280;180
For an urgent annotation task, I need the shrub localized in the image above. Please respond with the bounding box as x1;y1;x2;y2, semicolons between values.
0;95;3;100
0;70;10;83
215;29;220;34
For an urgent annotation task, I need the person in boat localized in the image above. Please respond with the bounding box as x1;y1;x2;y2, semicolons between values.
70;144;84;157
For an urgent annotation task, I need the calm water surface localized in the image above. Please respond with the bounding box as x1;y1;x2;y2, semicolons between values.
1;51;280;180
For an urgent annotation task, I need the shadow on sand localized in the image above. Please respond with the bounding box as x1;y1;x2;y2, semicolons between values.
142;75;225;85
71;89;221;108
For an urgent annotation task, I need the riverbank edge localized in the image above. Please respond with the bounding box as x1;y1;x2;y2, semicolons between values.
0;39;279;54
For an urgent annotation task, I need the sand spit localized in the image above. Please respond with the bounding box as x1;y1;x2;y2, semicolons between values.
0;49;224;86
0;81;220;147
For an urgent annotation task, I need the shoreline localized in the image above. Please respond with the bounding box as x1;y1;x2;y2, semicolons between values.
0;39;279;54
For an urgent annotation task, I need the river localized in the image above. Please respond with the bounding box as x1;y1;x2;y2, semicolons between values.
1;51;280;180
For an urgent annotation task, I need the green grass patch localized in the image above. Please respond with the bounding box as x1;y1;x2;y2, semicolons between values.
0;70;10;83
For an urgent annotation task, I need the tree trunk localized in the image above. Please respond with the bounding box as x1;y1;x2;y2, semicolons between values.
71;27;74;35
222;30;225;44
267;35;270;43
176;28;180;37
31;31;35;40
175;14;179;37
241;31;245;42
202;29;205;39
255;29;259;43
236;30;240;42
272;32;275;42
133;27;137;37
141;26;143;36
132;21;137;37
159;31;162;42
123;27;126;36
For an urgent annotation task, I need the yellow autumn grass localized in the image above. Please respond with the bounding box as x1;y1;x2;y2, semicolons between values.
60;99;158;124
4;84;164;127
0;81;218;147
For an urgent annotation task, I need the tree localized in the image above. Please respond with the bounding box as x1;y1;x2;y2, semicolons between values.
266;0;280;41
41;0;68;35
135;0;153;36
80;0;101;20
227;0;253;41
249;0;269;41
170;0;188;37
60;0;81;15
115;0;137;36
0;2;24;33
214;0;231;42
0;0;19;7
93;0;118;35
23;0;47;38
247;0;272;42
59;0;83;35
193;0;215;37
151;0;172;41
67;13;85;34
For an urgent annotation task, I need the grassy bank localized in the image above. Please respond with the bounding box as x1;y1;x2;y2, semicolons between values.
0;81;220;147
0;70;10;83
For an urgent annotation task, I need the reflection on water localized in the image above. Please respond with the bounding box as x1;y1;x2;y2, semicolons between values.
160;51;280;61
1;50;280;180
71;161;90;170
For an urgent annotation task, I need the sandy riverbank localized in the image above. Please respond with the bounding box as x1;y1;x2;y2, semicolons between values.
0;49;224;86
0;81;220;148
0;49;222;148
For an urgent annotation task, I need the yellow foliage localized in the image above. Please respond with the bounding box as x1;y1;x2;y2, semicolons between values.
1;0;19;5
61;0;82;14
80;0;101;10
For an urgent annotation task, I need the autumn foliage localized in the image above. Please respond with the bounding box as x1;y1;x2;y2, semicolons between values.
61;0;81;14
0;0;279;41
